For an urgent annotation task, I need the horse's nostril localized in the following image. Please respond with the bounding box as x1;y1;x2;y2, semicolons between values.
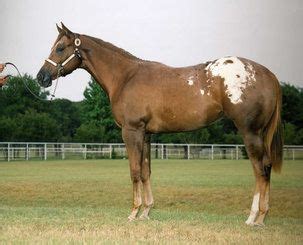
37;69;52;87
43;73;51;83
37;72;44;82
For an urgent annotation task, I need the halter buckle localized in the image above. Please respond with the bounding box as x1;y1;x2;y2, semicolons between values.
75;38;81;47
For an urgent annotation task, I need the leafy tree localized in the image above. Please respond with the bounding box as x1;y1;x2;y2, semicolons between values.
0;75;71;142
281;83;303;128
0;75;49;116
283;122;303;145
0;116;17;141
223;132;243;144
13;109;61;142
79;79;122;142
154;128;210;144
284;122;296;144
74;122;106;142
48;99;82;141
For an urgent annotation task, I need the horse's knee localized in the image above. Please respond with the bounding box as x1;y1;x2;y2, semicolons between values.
130;169;141;183
141;176;150;184
141;170;151;183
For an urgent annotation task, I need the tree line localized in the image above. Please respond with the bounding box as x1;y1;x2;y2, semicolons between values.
0;75;302;144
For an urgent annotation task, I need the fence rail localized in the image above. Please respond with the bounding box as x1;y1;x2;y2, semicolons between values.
0;142;302;162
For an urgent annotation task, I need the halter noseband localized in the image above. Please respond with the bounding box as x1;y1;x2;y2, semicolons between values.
45;37;82;74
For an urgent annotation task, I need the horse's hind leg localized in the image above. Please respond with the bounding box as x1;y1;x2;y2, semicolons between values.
244;132;271;226
254;157;271;225
139;134;154;220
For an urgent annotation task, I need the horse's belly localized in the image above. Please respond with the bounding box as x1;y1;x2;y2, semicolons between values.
146;100;222;133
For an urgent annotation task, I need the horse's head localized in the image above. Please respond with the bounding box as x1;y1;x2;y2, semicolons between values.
37;23;82;87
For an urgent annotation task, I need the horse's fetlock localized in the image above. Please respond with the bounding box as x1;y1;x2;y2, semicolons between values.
145;202;154;208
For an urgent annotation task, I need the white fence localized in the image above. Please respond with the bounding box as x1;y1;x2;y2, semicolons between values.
0;142;302;161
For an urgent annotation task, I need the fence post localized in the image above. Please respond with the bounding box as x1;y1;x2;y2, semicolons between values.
44;143;47;160
161;144;164;160
7;143;10;162
187;144;190;160
211;145;214;160
292;149;295;161
62;143;65;160
236;145;239;160
166;144;168;159
84;144;87;160
109;144;112;159
26;143;29;161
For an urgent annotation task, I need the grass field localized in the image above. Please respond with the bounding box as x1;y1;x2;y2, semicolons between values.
0;159;302;244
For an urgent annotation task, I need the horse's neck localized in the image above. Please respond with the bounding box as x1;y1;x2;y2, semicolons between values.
81;35;139;100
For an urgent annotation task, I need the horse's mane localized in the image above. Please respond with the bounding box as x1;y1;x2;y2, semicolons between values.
84;35;141;61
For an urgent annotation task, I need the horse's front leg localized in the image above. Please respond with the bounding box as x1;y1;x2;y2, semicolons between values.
139;134;154;220
122;126;145;221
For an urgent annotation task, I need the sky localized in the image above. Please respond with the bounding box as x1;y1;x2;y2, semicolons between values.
1;0;302;101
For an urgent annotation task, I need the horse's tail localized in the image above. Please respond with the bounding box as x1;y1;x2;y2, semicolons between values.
264;80;283;173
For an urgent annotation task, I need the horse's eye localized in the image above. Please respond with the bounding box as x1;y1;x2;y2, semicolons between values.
56;46;65;53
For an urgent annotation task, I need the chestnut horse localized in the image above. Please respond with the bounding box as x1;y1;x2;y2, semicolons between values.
37;23;283;226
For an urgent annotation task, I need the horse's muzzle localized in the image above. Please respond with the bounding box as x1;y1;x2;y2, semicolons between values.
37;69;52;87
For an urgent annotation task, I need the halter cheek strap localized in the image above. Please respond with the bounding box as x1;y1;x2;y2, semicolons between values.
45;37;82;71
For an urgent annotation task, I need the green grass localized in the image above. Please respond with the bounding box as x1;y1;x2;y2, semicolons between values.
0;159;302;244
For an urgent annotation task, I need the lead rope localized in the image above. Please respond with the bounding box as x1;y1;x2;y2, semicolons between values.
4;62;57;101
50;68;61;100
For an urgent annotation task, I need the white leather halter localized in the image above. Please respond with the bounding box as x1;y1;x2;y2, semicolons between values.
45;37;82;71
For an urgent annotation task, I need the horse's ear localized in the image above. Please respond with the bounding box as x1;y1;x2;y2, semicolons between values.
60;22;73;36
56;23;63;34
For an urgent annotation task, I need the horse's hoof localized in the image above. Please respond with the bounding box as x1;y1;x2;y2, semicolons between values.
245;218;255;226
127;216;137;222
245;221;265;227
245;220;254;226
139;214;150;221
253;222;265;227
